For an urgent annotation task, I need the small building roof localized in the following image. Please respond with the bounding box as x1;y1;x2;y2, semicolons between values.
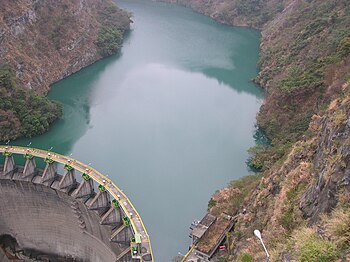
191;213;216;239
192;224;208;239
196;214;234;256
200;213;216;227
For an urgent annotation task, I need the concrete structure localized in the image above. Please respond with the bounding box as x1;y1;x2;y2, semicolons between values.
191;214;216;244
0;145;153;262
184;213;235;262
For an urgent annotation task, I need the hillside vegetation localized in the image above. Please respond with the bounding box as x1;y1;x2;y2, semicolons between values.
0;0;130;141
255;0;350;171
161;0;350;260
0;66;62;141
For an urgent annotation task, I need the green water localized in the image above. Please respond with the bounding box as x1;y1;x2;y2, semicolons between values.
14;0;262;260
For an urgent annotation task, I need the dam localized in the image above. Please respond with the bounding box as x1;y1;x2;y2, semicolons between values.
11;0;262;259
0;145;153;261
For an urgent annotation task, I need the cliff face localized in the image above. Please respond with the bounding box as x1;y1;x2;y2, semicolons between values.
0;0;130;93
222;78;350;261
160;0;350;260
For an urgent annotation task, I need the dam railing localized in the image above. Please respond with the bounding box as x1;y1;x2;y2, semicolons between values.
0;145;153;262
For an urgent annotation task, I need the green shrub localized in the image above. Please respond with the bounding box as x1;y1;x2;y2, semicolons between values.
279;208;295;231
337;37;350;57
299;237;339;261
0;65;62;141
238;252;253;262
207;198;217;210
324;207;350;249
0;65;17;89
97;26;123;57
247;145;271;171
292;228;339;262
280;67;324;93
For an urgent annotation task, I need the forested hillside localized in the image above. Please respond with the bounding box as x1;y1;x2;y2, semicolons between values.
0;0;130;140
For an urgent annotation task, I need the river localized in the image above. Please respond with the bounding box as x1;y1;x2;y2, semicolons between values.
14;0;262;260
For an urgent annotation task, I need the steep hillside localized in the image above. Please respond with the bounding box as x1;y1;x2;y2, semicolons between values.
0;0;130;93
160;0;350;260
255;0;350;169
161;0;283;29
210;73;350;261
0;0;130;141
161;0;350;168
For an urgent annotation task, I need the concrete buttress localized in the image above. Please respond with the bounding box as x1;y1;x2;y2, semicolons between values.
72;178;95;201
3;155;15;177
111;224;133;244
22;157;36;179
100;206;123;226
39;162;57;186
87;191;111;214
58;169;77;192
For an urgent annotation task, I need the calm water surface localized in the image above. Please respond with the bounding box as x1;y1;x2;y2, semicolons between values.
14;0;262;260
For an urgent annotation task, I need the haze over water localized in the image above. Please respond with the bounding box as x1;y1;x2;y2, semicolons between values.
15;0;262;260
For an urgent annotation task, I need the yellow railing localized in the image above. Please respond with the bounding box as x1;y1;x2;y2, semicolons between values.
181;244;196;262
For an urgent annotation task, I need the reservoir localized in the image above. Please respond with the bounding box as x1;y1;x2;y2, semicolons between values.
14;0;262;260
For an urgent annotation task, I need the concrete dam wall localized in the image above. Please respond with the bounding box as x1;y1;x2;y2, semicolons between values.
0;146;153;262
0;178;120;261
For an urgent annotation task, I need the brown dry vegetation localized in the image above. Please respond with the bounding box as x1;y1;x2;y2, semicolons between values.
0;0;130;93
0;0;130;140
211;81;350;260
159;0;350;260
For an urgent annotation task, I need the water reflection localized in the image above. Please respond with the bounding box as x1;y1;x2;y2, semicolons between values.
11;0;263;260
13;53;122;155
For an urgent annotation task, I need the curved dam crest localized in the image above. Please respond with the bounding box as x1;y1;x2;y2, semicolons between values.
0;146;153;261
12;0;262;260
